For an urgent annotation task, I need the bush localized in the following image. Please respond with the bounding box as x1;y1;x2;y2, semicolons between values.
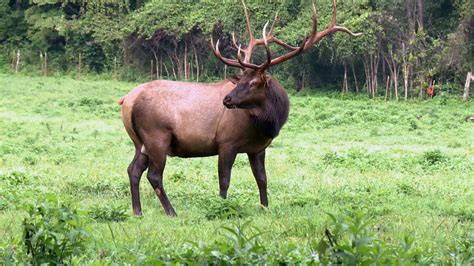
316;211;425;265
88;204;128;222
205;198;250;220
21;195;88;264
422;149;447;165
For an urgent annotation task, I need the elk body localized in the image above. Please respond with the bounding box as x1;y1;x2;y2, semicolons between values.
120;0;360;216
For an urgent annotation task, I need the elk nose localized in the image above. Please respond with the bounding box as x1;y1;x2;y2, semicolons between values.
223;96;232;105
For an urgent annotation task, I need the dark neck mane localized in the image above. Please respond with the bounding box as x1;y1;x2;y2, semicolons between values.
250;78;289;138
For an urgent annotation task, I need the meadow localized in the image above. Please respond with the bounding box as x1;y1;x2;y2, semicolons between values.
0;74;473;264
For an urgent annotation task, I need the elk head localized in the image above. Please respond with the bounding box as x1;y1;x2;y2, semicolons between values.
211;0;361;110
223;69;269;109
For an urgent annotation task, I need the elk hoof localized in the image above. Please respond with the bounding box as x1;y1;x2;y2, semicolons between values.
166;209;177;217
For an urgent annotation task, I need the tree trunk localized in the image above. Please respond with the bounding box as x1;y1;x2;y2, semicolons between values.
385;76;390;102
77;53;81;80
44;52;48;76
409;65;414;98
351;61;359;93
363;59;371;97
184;43;188;80
113;57;117;80
419;78;424;98
167;52;177;80
163;61;170;78
384;52;399;101
150;60;153;81
416;0;424;30
159;52;163;79
393;70;399;101
401;43;408;101
40;52;43;74
369;56;374;97
15;50;20;74
343;63;348;93
12;50;16;73
406;1;415;33
193;45;199;82
151;50;159;80
172;49;181;80
403;65;409;100
373;52;380;96
463;72;472;101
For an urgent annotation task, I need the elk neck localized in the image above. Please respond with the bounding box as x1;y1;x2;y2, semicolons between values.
248;78;289;139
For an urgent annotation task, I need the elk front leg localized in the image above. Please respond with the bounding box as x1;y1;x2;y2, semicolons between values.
218;148;237;199
248;151;268;207
127;151;149;216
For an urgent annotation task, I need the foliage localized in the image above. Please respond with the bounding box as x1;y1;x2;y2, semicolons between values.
1;0;471;91
20;194;88;264
88;204;128;222
204;197;250;220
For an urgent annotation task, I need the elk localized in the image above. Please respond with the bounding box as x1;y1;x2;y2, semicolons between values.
119;0;360;216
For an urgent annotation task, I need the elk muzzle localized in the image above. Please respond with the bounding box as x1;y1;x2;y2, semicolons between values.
223;95;237;109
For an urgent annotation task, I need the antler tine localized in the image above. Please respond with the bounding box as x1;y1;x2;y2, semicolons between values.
231;32;238;49
237;44;260;69
258;21;272;71
241;0;254;41
231;32;248;54
211;38;245;69
332;26;362;37
268;11;279;37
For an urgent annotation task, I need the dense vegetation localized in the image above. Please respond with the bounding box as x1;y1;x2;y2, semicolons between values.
0;74;473;263
1;0;473;96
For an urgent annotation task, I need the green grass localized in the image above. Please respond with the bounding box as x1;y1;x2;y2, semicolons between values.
0;74;473;264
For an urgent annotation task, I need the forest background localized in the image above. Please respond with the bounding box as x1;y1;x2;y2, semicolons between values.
0;0;472;97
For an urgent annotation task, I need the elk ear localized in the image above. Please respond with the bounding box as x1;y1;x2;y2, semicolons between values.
228;75;240;84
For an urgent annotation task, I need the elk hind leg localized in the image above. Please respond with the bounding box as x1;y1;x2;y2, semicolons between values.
143;134;177;217
127;148;149;216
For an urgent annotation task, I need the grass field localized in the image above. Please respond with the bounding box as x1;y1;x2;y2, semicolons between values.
0;74;473;264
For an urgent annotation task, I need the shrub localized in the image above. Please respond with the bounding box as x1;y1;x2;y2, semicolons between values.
21;194;88;264
205;198;250;220
422;149;447;165
317;211;425;265
88;204;128;222
78;97;104;107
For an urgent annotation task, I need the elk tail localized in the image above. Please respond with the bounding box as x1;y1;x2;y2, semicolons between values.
118;96;125;105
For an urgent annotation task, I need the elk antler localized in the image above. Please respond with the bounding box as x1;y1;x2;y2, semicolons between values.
211;38;245;69
211;0;361;71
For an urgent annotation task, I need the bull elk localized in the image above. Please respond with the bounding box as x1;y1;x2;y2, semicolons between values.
119;0;360;216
